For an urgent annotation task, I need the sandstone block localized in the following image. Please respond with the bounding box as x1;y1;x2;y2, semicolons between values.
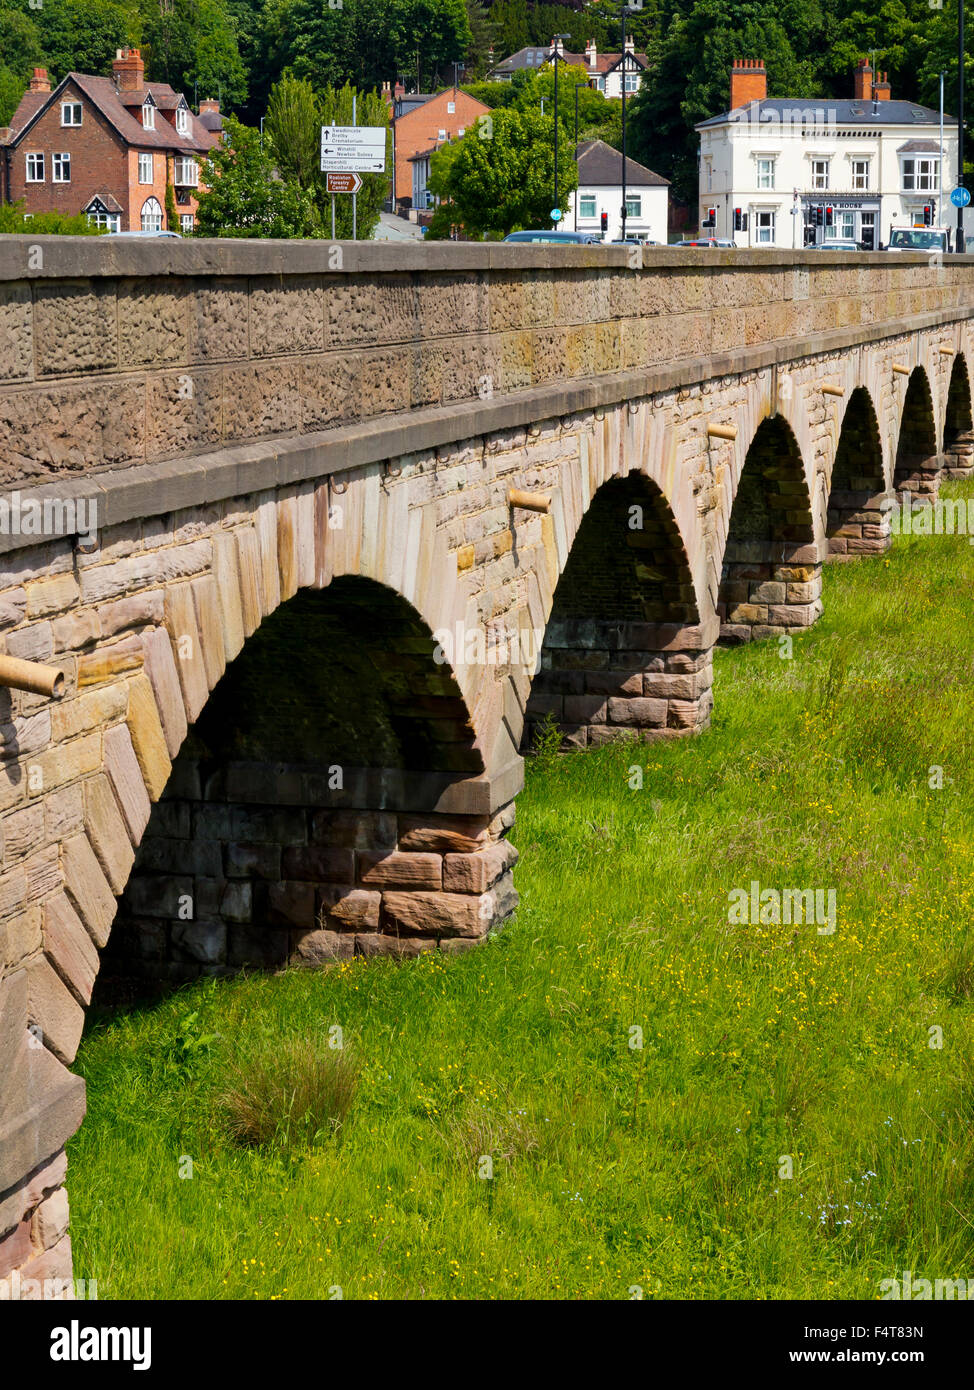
126;673;172;801
31;1188;70;1251
317;885;381;931
398;814;490;854
62;832;117;948
27;954;84;1064
83;774;135;895
381;889;489;938
607;697;667;727
267;880;316;927
290;929;354;965
141;627;188;759
443;838;518;895
354;933;437;959
281;846;355;883
43;893;98;1005
25;573;80;620
104;723;151;843
172;921;226;965
358;851;442;890
164;584;209;723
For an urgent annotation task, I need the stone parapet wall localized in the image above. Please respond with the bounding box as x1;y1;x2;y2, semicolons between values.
1;240;973;489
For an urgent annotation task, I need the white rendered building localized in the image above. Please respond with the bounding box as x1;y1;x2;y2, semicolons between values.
696;59;961;249
567;139;669;243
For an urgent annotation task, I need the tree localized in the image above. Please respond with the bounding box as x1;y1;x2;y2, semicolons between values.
29;0;137;84
430;103;577;235
263;75;390;239
0;199;105;233
194;115;320;237
0;66;27;125
138;0;247;109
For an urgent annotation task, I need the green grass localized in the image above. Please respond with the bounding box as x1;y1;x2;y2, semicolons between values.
69;482;974;1300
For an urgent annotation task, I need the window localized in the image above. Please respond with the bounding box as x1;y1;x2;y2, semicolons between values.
840;211;855;239
176;107;189;134
458;128;465;136
138;152;153;184
447;101;456;114
179;213;194;234
579;194;597;218
142;103;155;130
174;157;198;186
596;76;605;92
704;157;713;192
87;210;120;232
625;194;641;218
756;157;775;190
140;196;163;231
852;158;870;190
755;209;775;244
52;153;70;183
25;152;44;182
624;73;639;93
61;102;82;127
811;159;829;190
902;157;938;191
438;129;447;140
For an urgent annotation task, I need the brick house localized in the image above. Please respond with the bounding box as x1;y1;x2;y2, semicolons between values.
386;86;491;209
488;37;649;100
0;48;221;234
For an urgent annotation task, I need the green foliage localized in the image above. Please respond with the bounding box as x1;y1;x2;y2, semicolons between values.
431;101;577;235
138;0;247;108
164;1009;221;1083
164;179;179;232
219;1040;361;1150
0;199;105;233
265;75;389;240
194;114;321;237
0;65;27;124
27;0;137;85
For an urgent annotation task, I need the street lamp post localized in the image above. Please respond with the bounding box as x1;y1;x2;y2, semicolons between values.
957;0;966;253
574;82;587;229
618;3;636;243
553;34;571;217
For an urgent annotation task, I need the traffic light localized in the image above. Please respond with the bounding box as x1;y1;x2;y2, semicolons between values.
923;204;934;226
825;205;834;227
812;206;823;227
702;206;716;228
601;211;608;234
734;207;743;231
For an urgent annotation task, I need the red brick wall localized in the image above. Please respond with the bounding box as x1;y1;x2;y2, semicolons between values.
8;82;130;223
394;90;490;205
7;81;205;231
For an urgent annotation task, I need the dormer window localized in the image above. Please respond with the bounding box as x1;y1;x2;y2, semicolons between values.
176;107;189;134
142;103;155;130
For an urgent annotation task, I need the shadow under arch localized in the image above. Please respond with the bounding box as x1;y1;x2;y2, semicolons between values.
893;366;940;501
826;386;891;561
101;575;516;994
525;473;712;751
717;416;820;645
942;354;974;477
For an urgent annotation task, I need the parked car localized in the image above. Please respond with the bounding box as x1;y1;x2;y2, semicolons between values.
503;229;603;244
106;229;182;238
812;239;861;251
673;237;736;248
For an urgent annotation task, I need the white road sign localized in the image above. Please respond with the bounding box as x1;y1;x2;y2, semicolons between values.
320;125;386;174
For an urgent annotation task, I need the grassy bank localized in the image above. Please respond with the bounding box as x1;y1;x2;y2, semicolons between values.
68;483;974;1300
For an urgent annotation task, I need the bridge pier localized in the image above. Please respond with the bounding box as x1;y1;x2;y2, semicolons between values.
718;542;823;644
526;617;715;749
942;428;974;478
826;492;892;560
894;452;943;503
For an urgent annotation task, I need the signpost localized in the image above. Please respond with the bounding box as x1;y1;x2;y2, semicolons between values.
950;186;971;207
320;114;386;240
326;173;363;194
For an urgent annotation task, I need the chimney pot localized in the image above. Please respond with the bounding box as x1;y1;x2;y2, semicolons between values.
112;46;145;94
28;67;50;94
199;98;220;114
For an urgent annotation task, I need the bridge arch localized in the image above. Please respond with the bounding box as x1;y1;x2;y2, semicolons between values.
826;387;890;560
942;354;974;477
717;416;821;645
525;471;711;749
894;366;940;501
102;574;514;985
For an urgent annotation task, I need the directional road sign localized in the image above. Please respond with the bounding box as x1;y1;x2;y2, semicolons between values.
326;172;363;194
320;126;386;174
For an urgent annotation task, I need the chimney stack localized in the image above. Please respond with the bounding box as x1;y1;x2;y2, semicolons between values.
873;71;891;100
853;59;873;102
112;47;145;94
729;58;767;111
586;39;598;71
199;99;220;114
28;68;50;94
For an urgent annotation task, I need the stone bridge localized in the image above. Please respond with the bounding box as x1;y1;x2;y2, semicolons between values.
1;237;973;1293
